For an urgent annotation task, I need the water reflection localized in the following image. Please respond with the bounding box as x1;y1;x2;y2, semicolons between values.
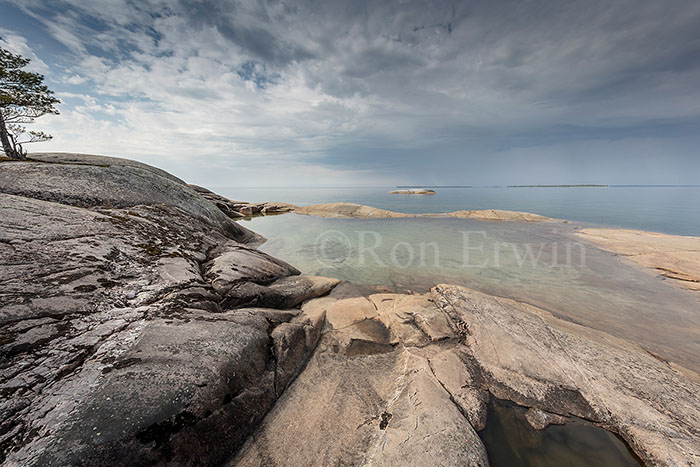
479;399;641;467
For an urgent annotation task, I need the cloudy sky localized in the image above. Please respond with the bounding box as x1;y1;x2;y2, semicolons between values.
1;0;699;186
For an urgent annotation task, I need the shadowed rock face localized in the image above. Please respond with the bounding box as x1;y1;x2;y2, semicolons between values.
0;155;339;466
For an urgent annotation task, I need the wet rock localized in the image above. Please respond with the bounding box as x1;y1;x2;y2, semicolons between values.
576;228;700;292
524;408;570;430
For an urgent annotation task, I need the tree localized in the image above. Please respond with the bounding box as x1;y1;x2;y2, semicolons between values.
0;41;60;160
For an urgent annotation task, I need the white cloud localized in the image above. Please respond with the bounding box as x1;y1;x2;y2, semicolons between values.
4;0;700;185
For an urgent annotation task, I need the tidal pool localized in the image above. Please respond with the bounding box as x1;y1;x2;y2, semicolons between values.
479;399;641;467
242;213;700;373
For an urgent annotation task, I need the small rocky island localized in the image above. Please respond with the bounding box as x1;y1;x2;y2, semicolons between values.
388;188;437;194
1;154;699;466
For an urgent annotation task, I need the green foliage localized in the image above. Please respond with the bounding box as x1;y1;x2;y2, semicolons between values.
0;39;60;159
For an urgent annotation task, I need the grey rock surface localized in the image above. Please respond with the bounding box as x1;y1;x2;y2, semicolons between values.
0;155;339;466
222;275;341;309
0;153;260;244
189;185;295;218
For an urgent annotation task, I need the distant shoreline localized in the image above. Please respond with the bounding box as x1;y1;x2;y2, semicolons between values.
508;184;608;188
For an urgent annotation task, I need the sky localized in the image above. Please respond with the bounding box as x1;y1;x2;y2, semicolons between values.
1;0;699;187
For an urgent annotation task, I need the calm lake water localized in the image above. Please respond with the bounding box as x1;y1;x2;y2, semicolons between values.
215;186;700;235
224;186;698;464
480;399;641;467
241;214;700;373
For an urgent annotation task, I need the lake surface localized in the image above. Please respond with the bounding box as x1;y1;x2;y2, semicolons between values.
215;186;700;235
241;213;700;373
228;186;699;463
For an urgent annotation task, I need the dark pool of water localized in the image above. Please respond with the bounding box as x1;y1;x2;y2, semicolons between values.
479;399;641;467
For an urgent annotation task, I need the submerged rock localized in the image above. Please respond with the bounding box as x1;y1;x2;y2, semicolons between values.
576;228;700;292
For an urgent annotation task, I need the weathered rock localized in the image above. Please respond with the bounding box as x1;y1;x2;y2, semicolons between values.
230;289;489;467
524;407;570;430
432;284;700;466
294;202;414;218
204;241;300;296
293;202;556;222
0;153;261;244
448;209;554;222
233;284;700;466
388;188;437;194
223;276;341;309
576;228;700;291
188;185;295;218
0;156;338;466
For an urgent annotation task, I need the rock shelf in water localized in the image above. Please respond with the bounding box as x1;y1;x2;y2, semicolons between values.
388;188;437;194
1;153;698;466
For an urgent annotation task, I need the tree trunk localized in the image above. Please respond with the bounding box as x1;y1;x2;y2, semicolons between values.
0;109;21;159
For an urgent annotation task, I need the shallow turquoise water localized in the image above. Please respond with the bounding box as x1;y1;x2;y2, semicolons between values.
242;214;700;373
216;186;700;235
239;206;698;465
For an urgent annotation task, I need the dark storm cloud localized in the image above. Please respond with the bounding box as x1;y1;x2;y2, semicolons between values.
3;0;700;184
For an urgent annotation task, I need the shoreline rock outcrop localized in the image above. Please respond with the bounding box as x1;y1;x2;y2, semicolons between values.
0;154;339;466
576;228;700;292
232;284;700;466
388;188;436;194
2;153;698;466
189;185;295;218
293;202;558;222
